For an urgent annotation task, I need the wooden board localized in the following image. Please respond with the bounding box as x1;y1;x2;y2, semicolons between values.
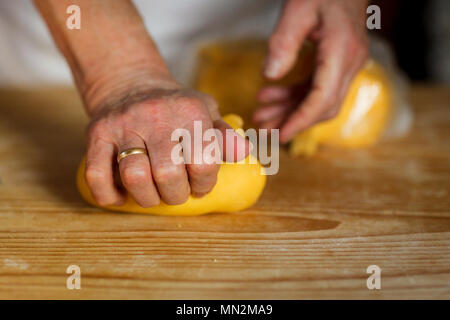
0;86;449;299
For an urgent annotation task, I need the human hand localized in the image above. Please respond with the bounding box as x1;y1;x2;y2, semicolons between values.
35;1;251;207
254;0;369;143
84;76;248;208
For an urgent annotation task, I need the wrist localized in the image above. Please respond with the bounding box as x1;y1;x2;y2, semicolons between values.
81;64;181;117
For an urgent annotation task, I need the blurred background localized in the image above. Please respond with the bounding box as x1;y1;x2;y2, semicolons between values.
373;0;450;84
0;0;448;86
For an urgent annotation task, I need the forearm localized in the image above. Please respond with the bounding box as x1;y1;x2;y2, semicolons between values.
34;0;176;115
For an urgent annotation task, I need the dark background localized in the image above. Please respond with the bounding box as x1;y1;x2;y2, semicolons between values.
372;0;449;83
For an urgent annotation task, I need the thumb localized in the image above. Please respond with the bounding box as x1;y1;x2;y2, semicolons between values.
264;0;317;80
213;119;250;163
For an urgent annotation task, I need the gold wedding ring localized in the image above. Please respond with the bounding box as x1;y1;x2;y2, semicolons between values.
117;148;148;164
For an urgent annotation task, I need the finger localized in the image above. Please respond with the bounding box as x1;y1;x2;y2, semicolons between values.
254;85;310;124
214;119;250;163
315;65;354;124
280;31;348;143
200;92;250;159
147;128;191;205
319;106;340;122
264;0;318;80
118;136;160;208
318;45;368;124
184;117;220;198
253;103;293;124
85;138;124;206
257;86;292;104
258;115;286;131
337;47;368;103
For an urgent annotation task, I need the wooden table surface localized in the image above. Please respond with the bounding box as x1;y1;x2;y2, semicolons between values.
0;86;449;299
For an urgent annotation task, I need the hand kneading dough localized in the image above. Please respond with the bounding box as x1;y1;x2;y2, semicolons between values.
76;114;266;215
194;39;394;157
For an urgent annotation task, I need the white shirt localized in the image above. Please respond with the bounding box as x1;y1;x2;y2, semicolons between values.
0;0;282;86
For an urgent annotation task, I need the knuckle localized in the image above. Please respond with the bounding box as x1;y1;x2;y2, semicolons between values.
202;93;219;112
121;166;149;186
85;166;107;185
142;100;163;114
177;97;204;114
153;165;184;184
87;119;107;137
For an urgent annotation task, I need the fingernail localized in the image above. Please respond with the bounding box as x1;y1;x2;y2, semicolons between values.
264;58;281;79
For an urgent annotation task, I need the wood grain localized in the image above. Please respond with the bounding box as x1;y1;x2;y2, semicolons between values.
0;86;449;299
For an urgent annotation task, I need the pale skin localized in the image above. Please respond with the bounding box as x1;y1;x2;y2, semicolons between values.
255;0;369;142
35;0;368;207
